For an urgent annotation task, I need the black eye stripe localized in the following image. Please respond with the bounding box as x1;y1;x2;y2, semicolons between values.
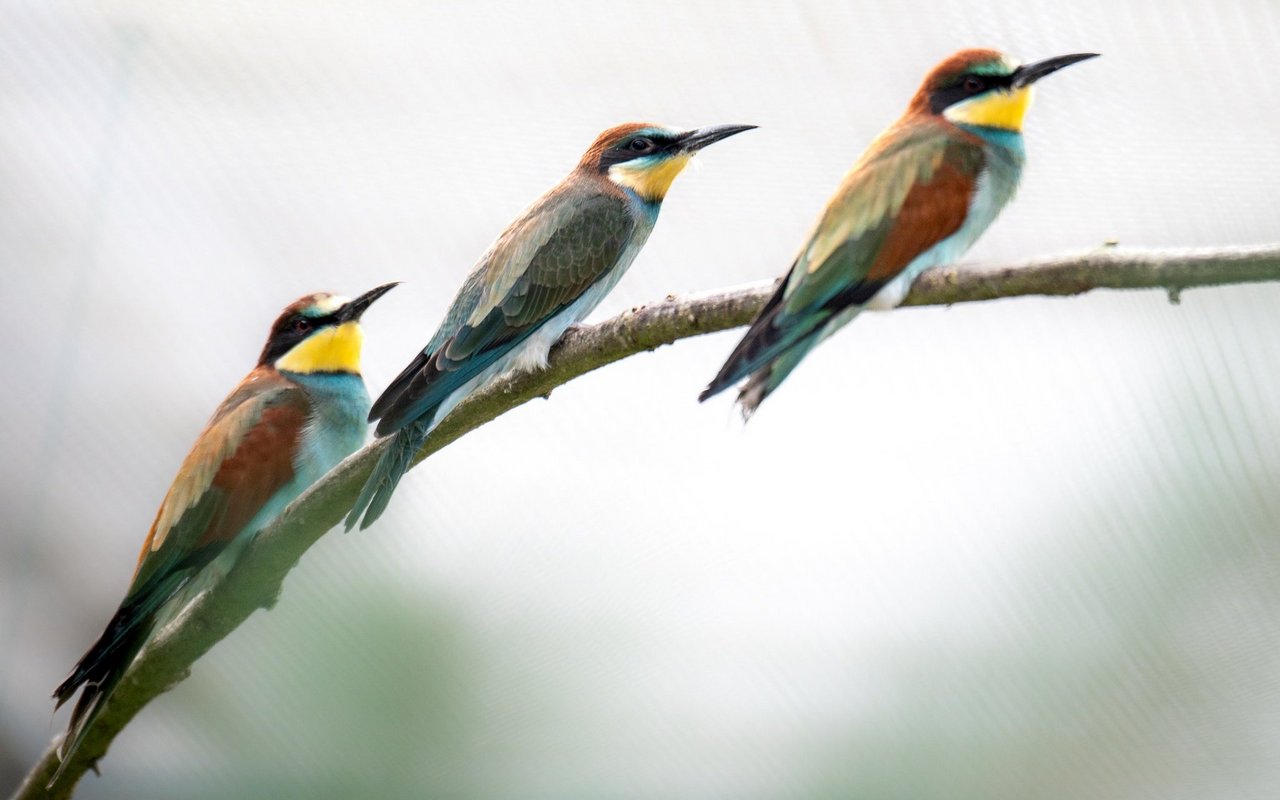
929;71;1015;116
597;133;676;169
258;309;342;365
281;313;337;343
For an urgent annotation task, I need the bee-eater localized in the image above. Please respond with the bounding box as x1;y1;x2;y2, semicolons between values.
50;283;397;784
699;49;1098;416
345;121;755;530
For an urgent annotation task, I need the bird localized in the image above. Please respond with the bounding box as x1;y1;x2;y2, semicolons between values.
49;283;397;785
699;49;1099;416
345;121;756;531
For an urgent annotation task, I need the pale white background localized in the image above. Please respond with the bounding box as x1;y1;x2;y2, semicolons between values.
4;1;1280;797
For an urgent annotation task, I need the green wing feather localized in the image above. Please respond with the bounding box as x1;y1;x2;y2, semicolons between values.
369;188;634;433
350;186;636;532
702;123;983;407
52;373;308;780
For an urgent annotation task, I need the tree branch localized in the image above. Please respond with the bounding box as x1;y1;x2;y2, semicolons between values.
16;244;1280;799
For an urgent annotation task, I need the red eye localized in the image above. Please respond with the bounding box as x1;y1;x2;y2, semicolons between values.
292;318;312;333
964;76;985;93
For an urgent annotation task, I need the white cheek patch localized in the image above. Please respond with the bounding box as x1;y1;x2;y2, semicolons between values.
312;295;349;314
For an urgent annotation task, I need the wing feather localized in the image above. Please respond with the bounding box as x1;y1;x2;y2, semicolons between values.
702;122;983;400
130;369;309;595
370;188;634;434
53;369;311;770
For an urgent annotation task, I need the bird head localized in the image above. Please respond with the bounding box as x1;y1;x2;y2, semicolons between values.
912;48;1098;132
581;122;756;203
263;282;398;374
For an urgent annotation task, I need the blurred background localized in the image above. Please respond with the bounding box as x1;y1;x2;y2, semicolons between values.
4;0;1280;797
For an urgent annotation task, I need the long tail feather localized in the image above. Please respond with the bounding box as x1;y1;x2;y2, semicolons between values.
699;303;827;405
345;421;430;531
735;370;772;421
50;564;195;787
49;615;154;788
731;329;826;420
699;320;782;403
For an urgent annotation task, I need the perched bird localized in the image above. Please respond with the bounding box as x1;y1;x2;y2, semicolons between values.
346;121;755;530
699;49;1098;416
50;283;396;784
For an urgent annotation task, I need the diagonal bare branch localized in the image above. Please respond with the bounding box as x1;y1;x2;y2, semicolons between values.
15;244;1280;799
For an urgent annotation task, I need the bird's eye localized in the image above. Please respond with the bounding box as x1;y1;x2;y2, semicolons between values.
963;76;985;93
628;137;654;153
292;318;312;333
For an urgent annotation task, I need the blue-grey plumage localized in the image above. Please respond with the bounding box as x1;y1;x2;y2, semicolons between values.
49;283;396;788
347;122;755;530
699;49;1098;416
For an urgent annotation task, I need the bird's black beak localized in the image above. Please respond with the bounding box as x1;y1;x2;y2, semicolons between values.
1011;53;1099;89
675;124;757;153
337;281;399;323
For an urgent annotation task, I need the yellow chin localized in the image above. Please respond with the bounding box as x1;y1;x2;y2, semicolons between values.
944;86;1034;131
275;322;364;374
608;154;691;202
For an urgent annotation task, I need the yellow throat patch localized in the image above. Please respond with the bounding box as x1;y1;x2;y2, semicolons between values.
944;85;1035;131
608;154;692;202
276;321;365;374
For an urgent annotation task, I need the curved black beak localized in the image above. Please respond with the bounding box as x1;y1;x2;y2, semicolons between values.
675;124;757;153
337;281;399;323
1011;53;1099;89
